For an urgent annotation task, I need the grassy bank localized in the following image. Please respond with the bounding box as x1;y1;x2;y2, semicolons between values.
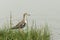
0;24;50;40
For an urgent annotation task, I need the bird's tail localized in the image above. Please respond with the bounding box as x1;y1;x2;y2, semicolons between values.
11;26;19;29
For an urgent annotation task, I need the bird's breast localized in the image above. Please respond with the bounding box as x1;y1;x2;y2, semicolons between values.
25;20;27;23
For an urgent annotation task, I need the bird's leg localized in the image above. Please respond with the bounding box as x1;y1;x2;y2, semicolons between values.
19;28;23;32
19;28;25;40
19;28;22;32
19;28;25;35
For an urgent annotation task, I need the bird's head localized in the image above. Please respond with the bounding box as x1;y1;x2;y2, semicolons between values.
23;13;31;20
23;13;30;16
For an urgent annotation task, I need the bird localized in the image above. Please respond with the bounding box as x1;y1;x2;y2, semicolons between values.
11;13;30;29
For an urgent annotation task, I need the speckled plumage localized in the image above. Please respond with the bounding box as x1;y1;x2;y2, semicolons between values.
11;13;30;29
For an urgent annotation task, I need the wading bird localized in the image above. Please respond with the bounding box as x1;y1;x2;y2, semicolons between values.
11;13;30;29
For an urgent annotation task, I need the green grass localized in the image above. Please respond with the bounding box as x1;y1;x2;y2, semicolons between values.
0;24;50;40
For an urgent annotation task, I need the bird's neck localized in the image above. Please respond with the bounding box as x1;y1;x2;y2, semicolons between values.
23;16;27;23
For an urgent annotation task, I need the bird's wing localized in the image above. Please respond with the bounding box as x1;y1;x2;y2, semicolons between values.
11;20;26;29
16;21;26;28
11;22;22;29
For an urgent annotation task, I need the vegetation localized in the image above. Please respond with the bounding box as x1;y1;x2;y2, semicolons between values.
0;13;50;40
0;24;50;40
